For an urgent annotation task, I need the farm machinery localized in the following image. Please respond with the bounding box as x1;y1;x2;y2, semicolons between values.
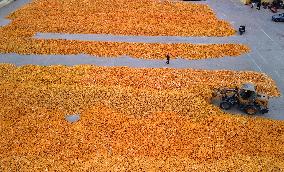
212;83;269;115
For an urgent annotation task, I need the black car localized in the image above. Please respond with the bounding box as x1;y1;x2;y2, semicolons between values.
272;13;284;22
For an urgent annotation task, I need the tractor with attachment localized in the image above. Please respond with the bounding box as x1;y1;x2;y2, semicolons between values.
212;83;269;115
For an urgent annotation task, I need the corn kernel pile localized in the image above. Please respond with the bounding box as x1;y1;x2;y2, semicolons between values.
7;0;234;36
0;0;250;59
0;64;283;171
0;37;250;59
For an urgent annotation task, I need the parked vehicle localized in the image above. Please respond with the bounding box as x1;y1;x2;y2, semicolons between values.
272;13;284;21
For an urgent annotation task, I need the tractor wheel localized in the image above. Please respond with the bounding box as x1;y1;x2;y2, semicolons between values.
220;101;232;110
245;106;258;115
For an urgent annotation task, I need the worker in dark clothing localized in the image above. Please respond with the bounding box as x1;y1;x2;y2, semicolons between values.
251;0;258;8
166;54;170;64
257;0;261;10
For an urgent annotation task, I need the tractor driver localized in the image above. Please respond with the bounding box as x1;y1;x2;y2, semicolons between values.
239;89;256;101
238;83;257;102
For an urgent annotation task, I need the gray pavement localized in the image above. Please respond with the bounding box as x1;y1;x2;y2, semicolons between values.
0;53;261;71
0;0;283;119
0;0;15;8
0;0;30;17
0;18;9;26
34;33;247;44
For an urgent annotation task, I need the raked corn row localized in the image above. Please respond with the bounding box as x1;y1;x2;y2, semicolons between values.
7;0;235;36
1;64;277;96
0;0;250;59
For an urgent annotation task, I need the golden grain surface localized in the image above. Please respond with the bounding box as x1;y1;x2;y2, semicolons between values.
0;37;250;59
0;0;250;59
0;64;283;171
7;0;235;36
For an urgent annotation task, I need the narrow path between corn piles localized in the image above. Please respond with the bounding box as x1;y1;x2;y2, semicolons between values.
34;33;245;44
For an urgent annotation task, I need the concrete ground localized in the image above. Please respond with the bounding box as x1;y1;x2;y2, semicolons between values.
0;0;283;119
0;0;14;8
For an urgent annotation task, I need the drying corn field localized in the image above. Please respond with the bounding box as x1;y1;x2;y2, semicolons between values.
1;0;283;171
0;0;250;59
6;0;235;36
0;64;284;171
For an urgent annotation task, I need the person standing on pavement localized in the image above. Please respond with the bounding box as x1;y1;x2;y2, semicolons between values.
257;0;261;10
251;0;258;8
166;54;170;64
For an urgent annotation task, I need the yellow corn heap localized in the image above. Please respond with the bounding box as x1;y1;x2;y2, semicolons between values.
0;64;283;171
0;0;250;59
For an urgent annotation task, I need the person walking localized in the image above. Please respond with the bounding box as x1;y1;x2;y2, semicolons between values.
251;0;258;8
257;0;261;10
166;54;170;64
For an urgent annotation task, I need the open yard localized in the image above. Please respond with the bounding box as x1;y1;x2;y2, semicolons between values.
0;0;284;171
